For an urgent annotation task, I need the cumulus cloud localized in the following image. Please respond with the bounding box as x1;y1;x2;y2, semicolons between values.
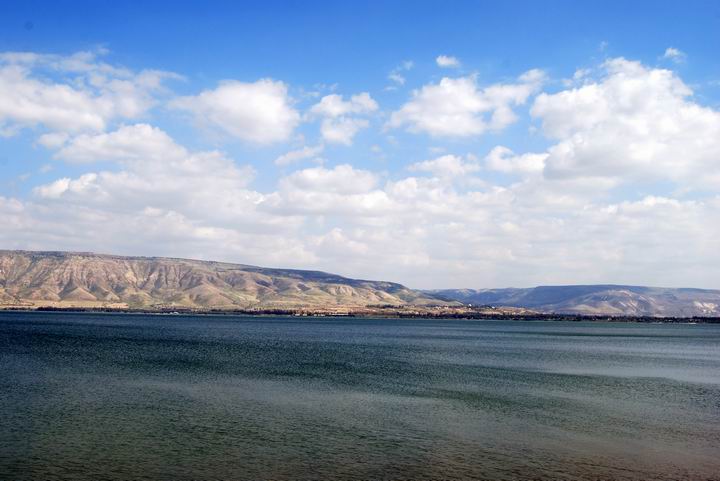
4;52;720;289
279;164;378;195
436;55;460;68
310;92;377;117
54;123;185;163
0;50;177;136
409;154;481;178
6;138;720;288
311;228;370;258
531;58;720;186
388;70;545;137
485;146;547;175
263;164;392;219
319;118;369;145
310;92;378;145
37;132;70;149
171;79;300;144
33;124;261;232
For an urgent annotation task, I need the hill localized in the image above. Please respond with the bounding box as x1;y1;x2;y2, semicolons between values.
0;250;446;310
2;250;717;317
429;285;720;317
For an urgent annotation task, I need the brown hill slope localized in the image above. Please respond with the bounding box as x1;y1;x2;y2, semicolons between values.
0;250;444;310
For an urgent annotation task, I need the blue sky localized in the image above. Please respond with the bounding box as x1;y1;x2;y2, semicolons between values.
1;1;719;288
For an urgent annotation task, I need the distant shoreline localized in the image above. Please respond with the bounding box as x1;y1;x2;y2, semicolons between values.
3;250;719;318
1;306;718;323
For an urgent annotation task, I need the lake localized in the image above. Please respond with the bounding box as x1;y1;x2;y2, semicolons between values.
1;312;719;480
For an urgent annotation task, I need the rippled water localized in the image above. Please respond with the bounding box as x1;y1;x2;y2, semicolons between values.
1;312;719;480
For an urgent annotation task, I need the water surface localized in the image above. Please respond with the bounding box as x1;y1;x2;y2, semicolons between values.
1;312;719;480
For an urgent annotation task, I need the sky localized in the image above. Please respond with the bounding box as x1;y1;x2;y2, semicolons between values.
1;0;720;289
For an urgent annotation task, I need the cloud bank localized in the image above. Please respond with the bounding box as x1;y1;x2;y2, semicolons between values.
1;50;719;289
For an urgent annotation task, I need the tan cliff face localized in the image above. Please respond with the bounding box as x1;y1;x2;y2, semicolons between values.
0;250;446;310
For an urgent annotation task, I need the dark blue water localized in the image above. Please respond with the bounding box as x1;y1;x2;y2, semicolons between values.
1;312;719;480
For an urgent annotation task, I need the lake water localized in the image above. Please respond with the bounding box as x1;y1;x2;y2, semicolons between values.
1;312;719;480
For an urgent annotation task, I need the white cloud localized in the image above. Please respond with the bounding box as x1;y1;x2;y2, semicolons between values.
171;79;300;144
387;60;414;87
388;72;406;86
436;55;460;68
562;68;593;87
4;53;720;290
6;133;720;288
279;164;377;195
388;70;545;137
34;177;73;199
485;146;547;175
0;50;177;136
33;124;260;231
320;118;369;145
311;228;370;258
264;164;392;218
0;66;105;134
409;154;481;177
310;92;378;117
663;47;686;63
274;144;325;166
37;132;70;149
310;92;378;145
531;58;720;187
55;123;184;163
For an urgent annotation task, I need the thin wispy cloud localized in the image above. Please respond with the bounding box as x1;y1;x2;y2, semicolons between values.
386;60;414;89
663;47;687;63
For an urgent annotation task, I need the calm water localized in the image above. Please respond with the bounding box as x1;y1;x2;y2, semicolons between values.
1;312;719;481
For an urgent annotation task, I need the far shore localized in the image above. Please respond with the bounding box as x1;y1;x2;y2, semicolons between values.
1;304;718;323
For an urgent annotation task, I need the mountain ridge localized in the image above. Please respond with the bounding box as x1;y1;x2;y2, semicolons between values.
1;250;718;317
429;285;720;317
0;250;445;310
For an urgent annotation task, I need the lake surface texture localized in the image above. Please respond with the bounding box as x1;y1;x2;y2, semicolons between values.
1;312;719;480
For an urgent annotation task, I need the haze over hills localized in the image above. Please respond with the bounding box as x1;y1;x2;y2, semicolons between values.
430;286;720;317
0;250;718;317
0;250;444;310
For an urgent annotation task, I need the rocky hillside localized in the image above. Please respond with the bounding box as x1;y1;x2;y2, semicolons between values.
3;250;717;316
430;285;720;317
0;250;445;310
